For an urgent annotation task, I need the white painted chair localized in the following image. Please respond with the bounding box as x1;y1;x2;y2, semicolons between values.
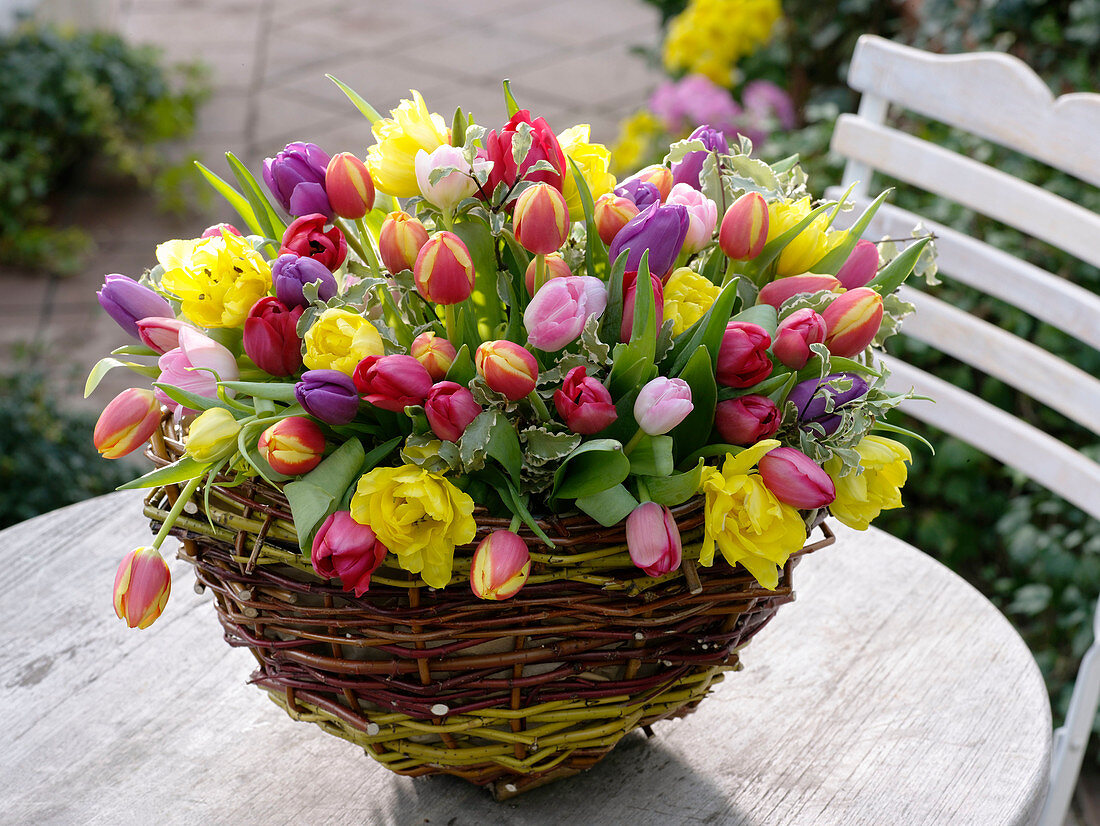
828;34;1100;826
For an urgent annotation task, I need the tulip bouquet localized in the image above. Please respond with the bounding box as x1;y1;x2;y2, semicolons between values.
87;79;932;790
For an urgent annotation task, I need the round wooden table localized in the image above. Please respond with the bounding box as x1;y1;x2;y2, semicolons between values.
2;492;1050;824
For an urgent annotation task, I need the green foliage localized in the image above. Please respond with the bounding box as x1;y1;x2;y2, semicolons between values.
0;372;132;529
0;23;209;274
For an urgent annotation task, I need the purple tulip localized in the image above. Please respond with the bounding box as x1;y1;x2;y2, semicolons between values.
785;372;870;436
671;125;730;190
608;202;689;279
295;369;359;425
272;253;338;309
614;179;661;210
97;274;174;339
263;141;332;218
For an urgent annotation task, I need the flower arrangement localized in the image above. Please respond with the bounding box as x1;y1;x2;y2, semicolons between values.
88;80;932;629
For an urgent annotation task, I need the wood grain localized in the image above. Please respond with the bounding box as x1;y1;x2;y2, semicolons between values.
0;492;1050;824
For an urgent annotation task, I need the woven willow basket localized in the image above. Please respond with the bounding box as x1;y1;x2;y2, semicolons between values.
143;421;834;798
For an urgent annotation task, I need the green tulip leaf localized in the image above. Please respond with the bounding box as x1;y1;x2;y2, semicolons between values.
643;458;706;507
226;151;287;241
812;189;891;274
629;434;675;477
568;157;609;279
665;275;741;375
742;201;836;285
117;457;208;490
452;215;503;331
284;438;365;553
868;236;933;295
218;381;299;403
575;484;639;527
599;249;630;348
671;345;718;463
552;438;630;499
194;161;265;237
153;383;242;416
84;357;160;398
327;74;384;124
729;303;778;336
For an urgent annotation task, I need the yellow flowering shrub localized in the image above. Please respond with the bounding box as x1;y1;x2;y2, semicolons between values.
663;0;782;86
825;435;912;530
157;231;272;328
664;267;721;335
350;464;476;588
557;124;616;220
303;308;383;375
610;110;665;175
367;90;449;198
766;196;848;278
698;440;807;590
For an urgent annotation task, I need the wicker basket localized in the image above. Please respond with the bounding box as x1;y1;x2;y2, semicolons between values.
143;422;834;799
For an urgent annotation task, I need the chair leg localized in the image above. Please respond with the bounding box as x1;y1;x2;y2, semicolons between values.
1039;644;1100;826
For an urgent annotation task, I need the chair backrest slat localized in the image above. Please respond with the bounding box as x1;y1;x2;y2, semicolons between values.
882;357;1100;523
824;194;1100;352
845;35;1100;187
833;115;1100;269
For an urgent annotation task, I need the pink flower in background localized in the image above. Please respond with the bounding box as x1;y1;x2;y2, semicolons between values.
650;75;743;137
739;80;798;146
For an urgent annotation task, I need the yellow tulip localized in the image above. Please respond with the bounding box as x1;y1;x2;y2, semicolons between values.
303;308;384;376
350;464;476;588
766;197;848;278
825;435;912;530
663;267;722;335
557;124;616;220
366;90;449;198
158;231;272;328
185;407;241;464
697;439;807;590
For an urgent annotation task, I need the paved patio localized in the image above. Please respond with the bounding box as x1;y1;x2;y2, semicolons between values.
2;0;662;407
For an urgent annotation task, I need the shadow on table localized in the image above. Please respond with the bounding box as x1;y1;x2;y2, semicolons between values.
387;728;764;825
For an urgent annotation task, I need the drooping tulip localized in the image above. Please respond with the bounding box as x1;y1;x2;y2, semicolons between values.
97;274;175;339
311;511;389;597
94;388;162;459
258;416;326;475
243;297;304;377
263;141;332;218
470;530;531;600
113;546;171;630
757;274;842;309
413;231;476;305
626;502;682;577
524;276;608;351
553;366;618;435
475;340;539;401
424;381;482;442
136;317;190;355
713;395;780;445
352;354;434;412
294;369;360;425
758;446;836;509
634;377;693;435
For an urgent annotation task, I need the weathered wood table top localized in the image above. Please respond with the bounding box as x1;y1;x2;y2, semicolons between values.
2;491;1050;825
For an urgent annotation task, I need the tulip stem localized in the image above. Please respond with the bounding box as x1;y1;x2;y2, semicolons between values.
152;475;204;551
526;390;550;422
721;257;740;287
354;217;385;281
508;514;521;532
335;218;371;265
623;428;646;456
533;254;546;293
444;304;458;345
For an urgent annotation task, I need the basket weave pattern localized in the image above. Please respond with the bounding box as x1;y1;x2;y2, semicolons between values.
144;424;833;797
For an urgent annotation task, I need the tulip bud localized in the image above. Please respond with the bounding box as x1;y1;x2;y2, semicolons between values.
325;152;375;219
114;546;172;630
258;416;326;475
626;502;682;577
757;274;842;309
272;253;338;309
185;407;242;464
410;332;457;380
836;240;879;290
615;178;661;210
633;164;673;201
97;273;175;339
136;317;190;355
553;366;618;435
424;381;482;442
353;354;433;412
243;296;304;377
200;223;242;239
787;372;870;436
475;340;539;401
772;308;827;370
758;446;836;509
414;231;476;305
524;251;572;295
525;275;608;351
620;269;665;343
823;287;884;357
719;192;769;260
295;369;360;425
634;377;693;435
608;202;689;279
94;388;162;459
716;321;773;388
593;194;639;246
513;182;570;255
311;511;389;597
378;211;429;274
264;141;332;218
713;395;780;445
470;530;531;600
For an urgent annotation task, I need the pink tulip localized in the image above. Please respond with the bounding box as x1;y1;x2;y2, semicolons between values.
311;511;389;597
475;340;539;401
424;381;482;442
758;446;836;508
470;530;531;600
626;502;682;577
156;327;239;414
716;321;773;388
772;308;827;370
823;287;884;358
634;377;693;435
719;192;768;260
524;275;608;351
666;183;718;255
620;269;664;343
410;332;457;381
201;223;242;239
414;144;488;213
757;274;842;309
136;317;191;355
836;240;879;289
553;366;618;435
713;395;780;445
113;546;171;629
352;354;433;412
94;388;162;459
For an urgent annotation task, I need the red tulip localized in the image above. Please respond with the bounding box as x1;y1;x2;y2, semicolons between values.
414;231;476;305
823;287;884;357
279;213;347;272
325;152;375;219
772;308;827;370
352;354;433;412
716;321;773;388
757;274;842;309
113;546;171;629
258;416;326;475
713;395;780;445
475;340;538;401
243;296;304;377
424;381;482;442
378;211;429;275
553;366;618;435
513;183;570;255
